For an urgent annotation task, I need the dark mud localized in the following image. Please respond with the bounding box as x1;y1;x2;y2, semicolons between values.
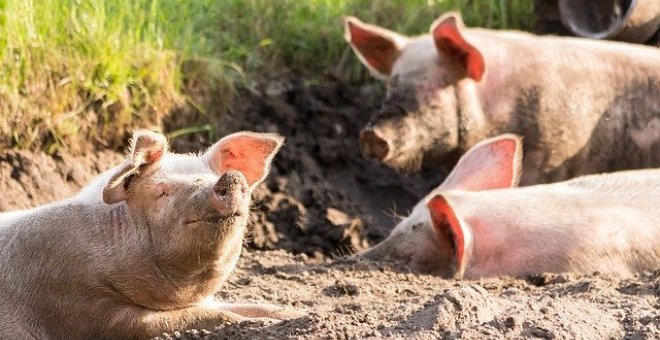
168;77;445;257
2;78;658;339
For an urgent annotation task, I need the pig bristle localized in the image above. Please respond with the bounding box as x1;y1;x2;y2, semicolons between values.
330;245;356;259
383;205;405;223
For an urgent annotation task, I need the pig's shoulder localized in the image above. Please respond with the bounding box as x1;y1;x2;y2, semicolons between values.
73;164;124;203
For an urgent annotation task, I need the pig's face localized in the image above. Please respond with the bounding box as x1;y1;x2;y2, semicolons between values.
356;134;522;278
122;163;251;268
362;45;462;172
358;203;456;277
102;131;283;274
346;13;485;172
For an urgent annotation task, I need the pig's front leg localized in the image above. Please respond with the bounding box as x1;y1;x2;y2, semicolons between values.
217;302;305;320
111;306;245;339
113;303;303;338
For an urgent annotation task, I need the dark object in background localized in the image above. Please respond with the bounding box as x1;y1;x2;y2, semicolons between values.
534;0;573;36
558;0;660;44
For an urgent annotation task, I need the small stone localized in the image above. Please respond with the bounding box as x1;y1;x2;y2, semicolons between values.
326;207;351;226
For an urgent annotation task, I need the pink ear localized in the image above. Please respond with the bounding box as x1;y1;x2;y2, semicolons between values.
440;134;522;191
344;16;407;78
129;130;168;165
427;194;467;277
205;132;284;187
103;130;168;204
431;13;485;81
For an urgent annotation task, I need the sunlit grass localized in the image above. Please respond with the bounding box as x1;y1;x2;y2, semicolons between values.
0;0;534;152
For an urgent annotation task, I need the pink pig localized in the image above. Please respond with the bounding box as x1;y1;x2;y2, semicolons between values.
345;12;660;184
358;134;660;278
0;130;302;338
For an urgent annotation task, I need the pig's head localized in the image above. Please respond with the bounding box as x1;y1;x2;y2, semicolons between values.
345;12;485;172
102;130;283;277
357;134;521;278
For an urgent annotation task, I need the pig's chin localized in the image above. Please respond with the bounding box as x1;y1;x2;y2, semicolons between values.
384;145;459;175
382;150;424;174
184;213;245;227
379;249;452;276
392;255;438;274
381;138;450;174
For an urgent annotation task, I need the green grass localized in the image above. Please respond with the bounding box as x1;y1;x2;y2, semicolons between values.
0;0;535;152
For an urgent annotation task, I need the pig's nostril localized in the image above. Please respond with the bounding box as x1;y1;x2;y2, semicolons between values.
360;129;390;161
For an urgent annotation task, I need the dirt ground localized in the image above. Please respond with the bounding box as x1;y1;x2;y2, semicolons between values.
1;78;658;339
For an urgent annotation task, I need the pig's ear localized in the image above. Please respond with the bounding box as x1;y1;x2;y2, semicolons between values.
431;12;485;81
204;131;284;188
103;130;168;204
440;134;522;191
344;16;408;79
427;194;469;278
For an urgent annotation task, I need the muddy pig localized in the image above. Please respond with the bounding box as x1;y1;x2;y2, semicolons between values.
344;12;660;184
358;134;660;279
0;130;302;338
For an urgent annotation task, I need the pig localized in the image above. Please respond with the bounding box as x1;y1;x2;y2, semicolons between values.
0;130;302;339
344;12;660;184
357;134;660;279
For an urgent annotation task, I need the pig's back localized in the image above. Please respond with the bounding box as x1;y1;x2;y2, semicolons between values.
457;169;660;213
0;164;116;228
560;169;660;202
452;170;660;277
470;28;660;69
0;210;31;227
507;169;660;220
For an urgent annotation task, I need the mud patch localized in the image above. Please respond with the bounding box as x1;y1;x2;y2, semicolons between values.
0;150;121;211
2;78;659;339
2;78;440;256
156;251;659;339
169;77;445;256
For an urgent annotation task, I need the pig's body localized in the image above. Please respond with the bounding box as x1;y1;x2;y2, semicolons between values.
359;135;660;279
346;14;660;183
0;169;240;338
0;131;298;338
442;30;659;183
437;170;659;278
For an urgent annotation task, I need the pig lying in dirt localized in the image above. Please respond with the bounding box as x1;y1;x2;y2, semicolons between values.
345;12;660;184
358;134;660;279
0;130;301;338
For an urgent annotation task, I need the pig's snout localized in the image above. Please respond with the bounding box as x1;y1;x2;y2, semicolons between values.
353;238;394;261
360;128;392;161
211;171;248;216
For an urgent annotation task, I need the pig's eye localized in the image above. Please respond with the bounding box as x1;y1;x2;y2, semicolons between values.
412;223;422;231
157;191;169;199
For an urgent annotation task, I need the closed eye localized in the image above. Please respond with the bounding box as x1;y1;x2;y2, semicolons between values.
157;191;169;199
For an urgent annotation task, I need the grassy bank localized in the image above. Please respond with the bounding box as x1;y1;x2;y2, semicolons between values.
0;0;534;152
